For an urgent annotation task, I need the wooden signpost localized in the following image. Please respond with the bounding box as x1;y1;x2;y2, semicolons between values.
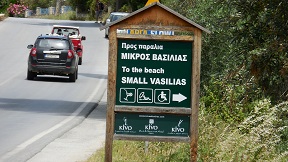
100;2;210;162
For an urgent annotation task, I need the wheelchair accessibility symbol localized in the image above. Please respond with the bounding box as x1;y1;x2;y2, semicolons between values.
158;91;167;102
154;89;170;104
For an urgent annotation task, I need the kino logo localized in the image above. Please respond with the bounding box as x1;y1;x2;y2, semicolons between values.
145;119;158;130
119;117;133;131
172;119;185;132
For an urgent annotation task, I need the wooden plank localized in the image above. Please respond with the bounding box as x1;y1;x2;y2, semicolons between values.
115;105;191;114
118;25;197;32
190;29;202;162
117;34;193;41
104;26;117;162
114;134;190;143
100;3;210;34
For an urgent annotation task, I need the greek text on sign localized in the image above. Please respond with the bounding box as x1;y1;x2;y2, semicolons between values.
116;39;192;108
117;29;174;36
121;53;188;62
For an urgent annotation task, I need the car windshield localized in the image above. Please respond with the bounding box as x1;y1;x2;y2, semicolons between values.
111;15;126;22
52;28;79;36
37;38;69;49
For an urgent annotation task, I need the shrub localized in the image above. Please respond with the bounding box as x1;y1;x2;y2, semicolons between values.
214;99;288;161
7;3;27;17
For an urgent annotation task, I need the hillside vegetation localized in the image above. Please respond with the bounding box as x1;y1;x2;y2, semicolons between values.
88;0;288;161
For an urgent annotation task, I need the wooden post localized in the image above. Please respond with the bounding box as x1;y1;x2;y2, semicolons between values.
105;26;118;162
190;29;202;162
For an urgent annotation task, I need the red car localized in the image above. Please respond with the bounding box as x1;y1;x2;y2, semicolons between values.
51;25;86;65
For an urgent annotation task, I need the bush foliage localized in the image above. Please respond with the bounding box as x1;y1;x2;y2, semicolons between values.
163;0;288;156
88;103;288;161
7;3;28;17
86;0;288;161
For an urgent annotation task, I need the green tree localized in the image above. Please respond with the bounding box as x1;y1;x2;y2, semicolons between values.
0;0;10;12
22;0;52;10
126;0;145;11
69;0;89;12
163;0;287;106
230;0;288;101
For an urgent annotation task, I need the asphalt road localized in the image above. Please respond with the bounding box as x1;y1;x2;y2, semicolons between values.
0;17;108;162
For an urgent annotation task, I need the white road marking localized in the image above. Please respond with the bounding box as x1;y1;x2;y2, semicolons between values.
0;71;23;87
0;78;106;161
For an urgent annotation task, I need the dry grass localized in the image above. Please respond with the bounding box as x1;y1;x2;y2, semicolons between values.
86;100;288;162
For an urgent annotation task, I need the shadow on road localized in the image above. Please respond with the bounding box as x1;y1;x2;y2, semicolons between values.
0;94;107;120
27;19;104;28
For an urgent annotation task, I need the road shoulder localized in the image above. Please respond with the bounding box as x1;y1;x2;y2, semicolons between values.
28;90;107;162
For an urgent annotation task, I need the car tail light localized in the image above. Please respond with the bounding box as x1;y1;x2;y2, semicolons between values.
78;43;81;47
30;48;37;57
67;50;74;59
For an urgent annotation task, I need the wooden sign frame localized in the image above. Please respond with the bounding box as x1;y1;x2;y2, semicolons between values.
101;2;210;162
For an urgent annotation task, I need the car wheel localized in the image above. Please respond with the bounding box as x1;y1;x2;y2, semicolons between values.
78;57;82;65
105;33;108;38
76;68;78;80
27;70;36;80
69;71;76;82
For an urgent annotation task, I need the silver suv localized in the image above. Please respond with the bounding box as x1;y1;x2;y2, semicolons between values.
105;12;130;38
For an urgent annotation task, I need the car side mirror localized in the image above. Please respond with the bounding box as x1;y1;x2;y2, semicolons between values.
27;44;33;49
81;36;86;40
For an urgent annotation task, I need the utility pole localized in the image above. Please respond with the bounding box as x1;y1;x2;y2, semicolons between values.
55;0;61;15
116;0;119;11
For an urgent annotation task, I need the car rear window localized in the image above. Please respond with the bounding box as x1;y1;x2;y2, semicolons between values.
37;38;69;49
52;28;79;36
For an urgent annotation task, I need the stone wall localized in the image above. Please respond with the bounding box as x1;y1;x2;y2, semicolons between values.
25;6;72;17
